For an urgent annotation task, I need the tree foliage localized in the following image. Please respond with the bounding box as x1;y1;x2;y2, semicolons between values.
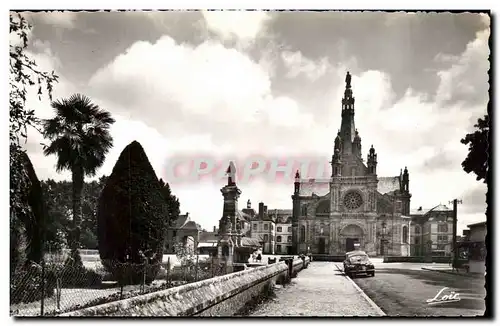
159;178;180;228
42;176;108;251
97;141;168;284
10;12;58;272
42;94;115;250
461;114;489;183
18;152;47;264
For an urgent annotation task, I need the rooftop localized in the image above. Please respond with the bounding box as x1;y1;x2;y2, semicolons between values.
428;204;452;212
467;221;486;228
377;176;400;195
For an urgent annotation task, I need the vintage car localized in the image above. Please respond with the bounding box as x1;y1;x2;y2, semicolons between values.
343;251;375;278
343;250;366;268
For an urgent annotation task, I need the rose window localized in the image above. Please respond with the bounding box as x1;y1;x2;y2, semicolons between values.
343;191;363;210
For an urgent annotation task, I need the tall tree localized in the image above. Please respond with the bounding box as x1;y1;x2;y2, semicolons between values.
41;177;108;251
159;178;180;228
98;141;168;284
41;179;71;252
9;12;58;271
42;94;115;253
461;114;489;183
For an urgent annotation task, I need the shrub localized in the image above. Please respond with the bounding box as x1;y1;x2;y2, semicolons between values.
43;250;103;290
10;263;56;305
21;152;46;265
97;141;168;285
11;152;47;277
60;266;103;288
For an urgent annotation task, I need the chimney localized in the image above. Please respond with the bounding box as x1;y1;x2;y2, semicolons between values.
264;205;268;216
418;206;422;211
259;202;264;219
213;226;216;232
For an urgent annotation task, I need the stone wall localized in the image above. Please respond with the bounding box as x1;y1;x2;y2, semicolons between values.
58;261;304;317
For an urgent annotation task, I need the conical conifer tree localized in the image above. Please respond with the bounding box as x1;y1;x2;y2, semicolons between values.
97;141;168;284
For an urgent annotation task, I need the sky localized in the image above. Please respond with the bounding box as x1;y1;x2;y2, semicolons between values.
13;10;490;234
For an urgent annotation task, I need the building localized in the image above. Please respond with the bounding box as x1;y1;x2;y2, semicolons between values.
461;221;486;274
197;227;219;255
248;202;276;254
164;213;201;254
291;72;412;256
410;205;454;256
268;209;293;254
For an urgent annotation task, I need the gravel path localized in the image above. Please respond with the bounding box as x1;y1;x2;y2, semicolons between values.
249;262;385;317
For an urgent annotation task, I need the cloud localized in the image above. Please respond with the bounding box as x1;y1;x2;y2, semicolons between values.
435;27;490;107
202;10;271;43
21;11;78;30
460;184;488;215
281;50;330;81
19;42;81;181
20;12;489;233
87;35;314;147
35;11;77;29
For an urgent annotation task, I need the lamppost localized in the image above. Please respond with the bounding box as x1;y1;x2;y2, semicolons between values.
449;199;462;268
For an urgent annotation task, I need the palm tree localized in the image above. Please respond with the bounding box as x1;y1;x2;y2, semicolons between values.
42;94;115;253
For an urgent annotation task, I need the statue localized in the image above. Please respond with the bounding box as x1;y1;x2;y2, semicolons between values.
334;131;342;151
226;161;236;185
345;71;352;88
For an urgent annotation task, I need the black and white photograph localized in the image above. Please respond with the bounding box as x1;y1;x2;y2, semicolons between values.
8;6;491;318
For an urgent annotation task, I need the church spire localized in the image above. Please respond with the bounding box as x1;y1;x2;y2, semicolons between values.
339;71;356;155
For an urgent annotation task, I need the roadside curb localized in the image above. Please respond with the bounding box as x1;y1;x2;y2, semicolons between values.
334;264;386;316
421;267;483;279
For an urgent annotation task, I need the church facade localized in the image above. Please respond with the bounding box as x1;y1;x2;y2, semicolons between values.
291;72;412;257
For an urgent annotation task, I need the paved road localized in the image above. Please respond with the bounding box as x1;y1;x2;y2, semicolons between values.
335;262;486;317
249;262;384;316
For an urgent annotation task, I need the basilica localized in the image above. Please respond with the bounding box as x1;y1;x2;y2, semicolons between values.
291;72;412;257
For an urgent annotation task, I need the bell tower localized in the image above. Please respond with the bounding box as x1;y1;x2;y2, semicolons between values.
339;71;356;155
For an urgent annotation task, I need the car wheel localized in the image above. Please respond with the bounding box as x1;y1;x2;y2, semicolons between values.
370;272;375;277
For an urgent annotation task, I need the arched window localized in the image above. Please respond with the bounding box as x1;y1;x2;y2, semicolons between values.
414;225;421;234
402;226;409;244
300;225;306;242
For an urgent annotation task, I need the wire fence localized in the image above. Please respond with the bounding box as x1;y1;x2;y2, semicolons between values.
10;252;229;317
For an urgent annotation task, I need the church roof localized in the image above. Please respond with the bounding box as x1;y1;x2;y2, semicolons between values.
298;179;330;196
377;176;401;195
